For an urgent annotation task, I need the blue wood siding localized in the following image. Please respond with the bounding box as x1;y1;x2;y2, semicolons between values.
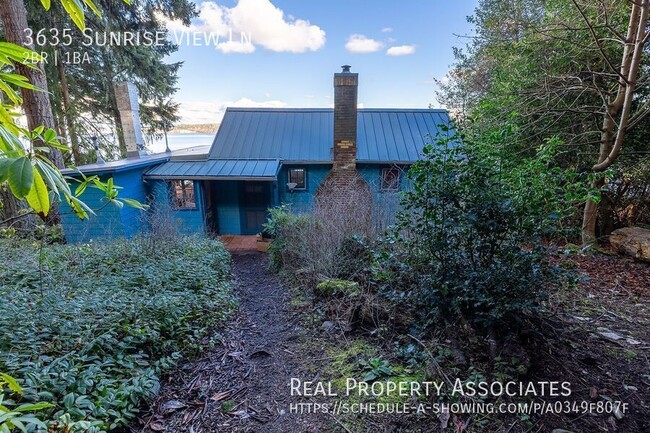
61;162;412;241
118;168;151;237
60;167;151;243
278;164;330;213
149;180;205;235
358;164;411;228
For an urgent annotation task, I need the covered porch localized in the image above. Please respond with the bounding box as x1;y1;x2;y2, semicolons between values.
145;159;281;235
219;235;260;252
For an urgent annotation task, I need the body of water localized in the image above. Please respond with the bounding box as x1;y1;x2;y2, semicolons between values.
148;133;215;154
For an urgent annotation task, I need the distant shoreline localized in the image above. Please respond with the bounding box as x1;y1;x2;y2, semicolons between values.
149;132;215;154
169;123;219;134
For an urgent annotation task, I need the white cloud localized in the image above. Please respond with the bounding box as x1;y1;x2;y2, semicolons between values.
322;102;365;109
163;0;326;54
230;97;288;108
381;27;393;33
386;45;416;56
216;40;256;54
177;98;288;124
345;34;384;53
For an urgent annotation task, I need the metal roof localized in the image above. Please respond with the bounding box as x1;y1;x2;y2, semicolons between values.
208;108;451;163
169;145;211;161
61;153;171;175
144;159;280;180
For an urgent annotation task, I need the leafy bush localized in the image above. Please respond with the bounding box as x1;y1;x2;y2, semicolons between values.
0;236;236;432
0;373;53;433
358;358;393;382
264;205;374;281
386;131;570;332
264;205;315;274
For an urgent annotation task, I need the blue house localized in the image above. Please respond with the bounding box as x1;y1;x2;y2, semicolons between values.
60;67;452;243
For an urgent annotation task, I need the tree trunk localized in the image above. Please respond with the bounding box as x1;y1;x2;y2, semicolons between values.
0;185;35;231
0;0;64;225
0;0;65;169
580;0;650;245
581;177;605;245
103;61;127;157
57;52;82;165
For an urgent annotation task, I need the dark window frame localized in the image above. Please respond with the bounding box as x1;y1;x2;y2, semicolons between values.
170;179;197;209
288;168;307;190
380;167;401;192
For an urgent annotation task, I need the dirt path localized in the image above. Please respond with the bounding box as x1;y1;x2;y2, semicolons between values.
139;252;331;433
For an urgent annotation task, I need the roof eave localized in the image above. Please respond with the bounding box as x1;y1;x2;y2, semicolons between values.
60;155;171;176
144;175;277;181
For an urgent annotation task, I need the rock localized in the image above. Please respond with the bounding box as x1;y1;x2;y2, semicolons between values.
595;328;644;346
609;227;650;262
321;321;336;331
598;331;624;342
161;399;186;415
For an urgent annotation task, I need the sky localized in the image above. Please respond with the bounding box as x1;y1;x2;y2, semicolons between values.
162;0;478;125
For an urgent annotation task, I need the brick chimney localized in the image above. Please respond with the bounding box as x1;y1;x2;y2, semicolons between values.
333;65;358;171
315;66;372;232
115;82;146;158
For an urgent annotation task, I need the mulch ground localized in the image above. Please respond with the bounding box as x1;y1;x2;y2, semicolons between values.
136;253;333;433
134;250;649;433
526;251;650;433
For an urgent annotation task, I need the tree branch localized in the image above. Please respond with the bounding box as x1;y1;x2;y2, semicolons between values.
571;0;630;81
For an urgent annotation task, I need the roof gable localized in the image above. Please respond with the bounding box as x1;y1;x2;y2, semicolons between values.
208;108;451;163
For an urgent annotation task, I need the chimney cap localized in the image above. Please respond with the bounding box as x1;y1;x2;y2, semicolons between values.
341;65;352;73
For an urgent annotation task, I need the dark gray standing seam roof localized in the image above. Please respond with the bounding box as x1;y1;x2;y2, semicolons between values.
144;108;451;180
208;108;451;163
145;159;280;180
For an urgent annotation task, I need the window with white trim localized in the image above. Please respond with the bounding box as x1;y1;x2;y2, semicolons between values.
288;168;306;190
171;180;196;209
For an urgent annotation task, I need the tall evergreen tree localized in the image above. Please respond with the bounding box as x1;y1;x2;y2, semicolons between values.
26;0;195;163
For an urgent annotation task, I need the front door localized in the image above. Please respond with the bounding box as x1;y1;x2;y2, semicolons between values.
239;182;272;235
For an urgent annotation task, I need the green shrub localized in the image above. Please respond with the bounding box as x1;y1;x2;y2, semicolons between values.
358;358;393;382
334;235;373;282
0;372;54;433
264;205;375;282
0;235;236;432
387;131;566;333
264;205;322;273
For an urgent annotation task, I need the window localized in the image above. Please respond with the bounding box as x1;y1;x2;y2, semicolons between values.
171;180;196;209
288;168;306;190
381;168;400;191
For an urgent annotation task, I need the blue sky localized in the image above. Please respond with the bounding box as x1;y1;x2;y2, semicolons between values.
163;0;478;124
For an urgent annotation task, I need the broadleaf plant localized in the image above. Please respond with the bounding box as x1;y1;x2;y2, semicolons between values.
0;0;148;223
